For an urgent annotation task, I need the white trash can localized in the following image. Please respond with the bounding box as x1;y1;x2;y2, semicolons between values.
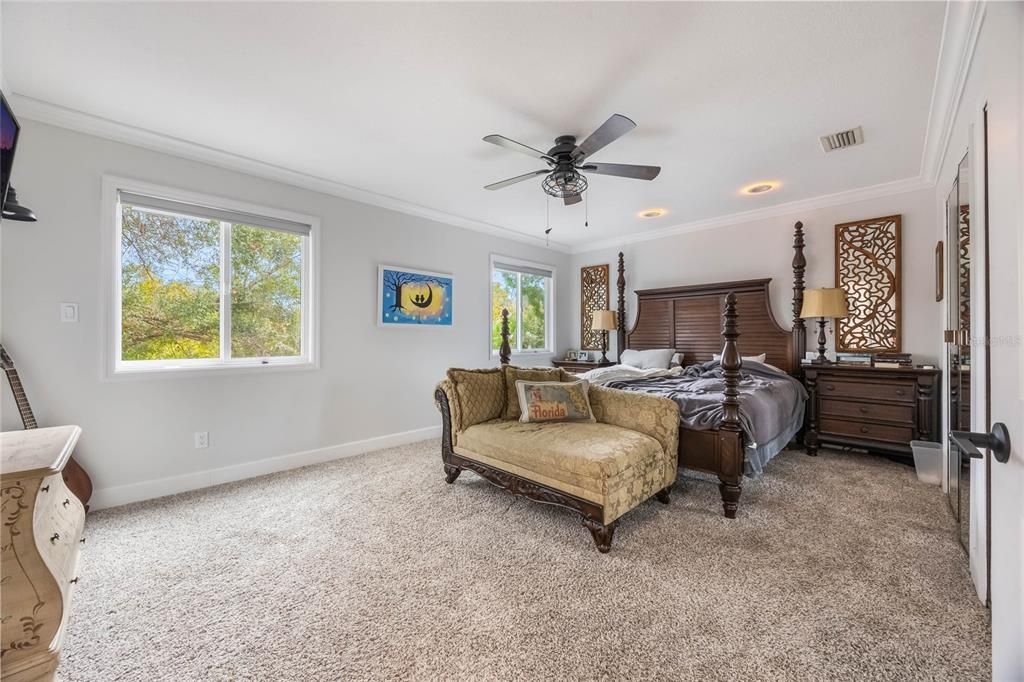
910;440;943;485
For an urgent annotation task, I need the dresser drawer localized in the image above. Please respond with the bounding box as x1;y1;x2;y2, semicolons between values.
557;363;591;374
818;378;915;403
820;398;914;424
820;417;913;445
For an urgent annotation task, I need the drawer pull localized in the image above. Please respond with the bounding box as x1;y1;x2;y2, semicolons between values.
859;406;868;414
825;384;835;391
860;426;870;434
896;389;906;396
69;577;79;585
63;499;70;507
40;485;50;493
49;533;60;544
80;537;86;544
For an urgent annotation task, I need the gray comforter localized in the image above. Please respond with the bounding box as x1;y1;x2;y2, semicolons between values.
605;361;807;475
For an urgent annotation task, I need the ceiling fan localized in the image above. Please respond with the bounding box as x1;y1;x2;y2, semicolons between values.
482;114;661;206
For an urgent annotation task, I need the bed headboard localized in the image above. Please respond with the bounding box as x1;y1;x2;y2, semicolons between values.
623;279;796;374
615;222;807;376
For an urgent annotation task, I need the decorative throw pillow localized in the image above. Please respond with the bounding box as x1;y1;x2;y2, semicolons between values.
620;348;676;370
713;352;767;364
446;368;505;429
502;366;564;419
515;380;595;423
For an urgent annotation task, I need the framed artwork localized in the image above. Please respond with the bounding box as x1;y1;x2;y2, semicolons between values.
935;241;944;302
834;215;902;352
566;350;578;360
580;264;610;351
378;265;453;326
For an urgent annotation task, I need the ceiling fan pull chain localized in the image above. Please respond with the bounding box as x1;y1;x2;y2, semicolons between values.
544;194;551;245
585;190;589;228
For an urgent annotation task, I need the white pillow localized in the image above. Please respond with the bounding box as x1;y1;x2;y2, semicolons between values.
713;352;767;364
620;348;675;370
670;353;683;367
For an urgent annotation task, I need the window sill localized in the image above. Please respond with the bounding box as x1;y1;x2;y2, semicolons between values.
106;359;319;381
492;351;555;357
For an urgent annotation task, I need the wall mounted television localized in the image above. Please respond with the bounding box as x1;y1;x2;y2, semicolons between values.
1;91;20;209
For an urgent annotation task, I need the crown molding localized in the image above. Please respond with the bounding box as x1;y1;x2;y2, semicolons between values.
14;87;945;257
919;0;986;185
573;174;933;255
10;94;572;253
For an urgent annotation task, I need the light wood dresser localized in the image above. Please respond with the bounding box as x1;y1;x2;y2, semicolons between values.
1;426;85;682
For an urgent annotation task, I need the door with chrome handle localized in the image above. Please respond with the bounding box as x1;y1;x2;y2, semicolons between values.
949;422;1012;463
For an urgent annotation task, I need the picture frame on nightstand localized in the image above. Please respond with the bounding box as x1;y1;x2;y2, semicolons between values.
577;351;590;362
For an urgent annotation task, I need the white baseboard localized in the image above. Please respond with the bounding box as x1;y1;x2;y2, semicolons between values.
89;425;441;510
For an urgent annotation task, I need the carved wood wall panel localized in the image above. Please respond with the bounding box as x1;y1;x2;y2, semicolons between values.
580;264;609;350
835;215;902;353
958;205;971;332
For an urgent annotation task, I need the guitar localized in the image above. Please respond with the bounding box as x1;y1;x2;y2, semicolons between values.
1;343;93;509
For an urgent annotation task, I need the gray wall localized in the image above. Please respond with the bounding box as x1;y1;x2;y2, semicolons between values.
1;120;570;505
568;188;940;365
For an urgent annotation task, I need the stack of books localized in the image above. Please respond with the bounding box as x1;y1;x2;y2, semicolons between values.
836;353;872;366
873;352;913;369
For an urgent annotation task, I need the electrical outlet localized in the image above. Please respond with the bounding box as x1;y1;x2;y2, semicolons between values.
194;431;209;449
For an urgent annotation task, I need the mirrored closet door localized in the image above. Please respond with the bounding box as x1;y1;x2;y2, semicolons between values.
945;151;971;551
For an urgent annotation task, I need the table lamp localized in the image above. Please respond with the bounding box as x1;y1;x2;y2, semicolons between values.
591;310;617;364
799;288;849;364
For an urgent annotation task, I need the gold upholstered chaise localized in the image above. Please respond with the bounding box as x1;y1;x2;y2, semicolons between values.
434;365;679;552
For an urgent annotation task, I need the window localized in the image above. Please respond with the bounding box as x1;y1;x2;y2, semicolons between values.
109;180;316;374
491;256;554;355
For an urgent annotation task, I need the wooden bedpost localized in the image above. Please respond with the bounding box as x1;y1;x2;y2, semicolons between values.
718;293;743;518
720;294;742;427
792;221;807;373
616;252;626;362
499;308;512;365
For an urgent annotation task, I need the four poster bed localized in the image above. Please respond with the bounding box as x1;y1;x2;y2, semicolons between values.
606;221;809;517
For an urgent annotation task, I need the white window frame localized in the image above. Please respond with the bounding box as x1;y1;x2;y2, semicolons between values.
101;176;320;379
489;254;556;357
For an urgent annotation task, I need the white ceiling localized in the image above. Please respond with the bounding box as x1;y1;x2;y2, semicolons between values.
2;2;945;249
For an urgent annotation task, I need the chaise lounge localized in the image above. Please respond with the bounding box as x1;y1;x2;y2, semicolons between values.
434;361;679;552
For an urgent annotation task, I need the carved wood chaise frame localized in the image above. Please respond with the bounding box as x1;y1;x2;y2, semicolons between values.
614;222;808;517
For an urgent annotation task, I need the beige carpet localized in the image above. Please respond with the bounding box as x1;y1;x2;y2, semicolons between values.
61;441;989;681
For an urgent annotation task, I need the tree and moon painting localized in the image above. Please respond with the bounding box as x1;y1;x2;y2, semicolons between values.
378;265;453;326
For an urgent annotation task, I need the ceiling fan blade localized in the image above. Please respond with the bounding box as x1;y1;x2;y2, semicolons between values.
563;193;583;206
484;169;549;191
580;162;661;181
572;114;636;162
483;134;554;163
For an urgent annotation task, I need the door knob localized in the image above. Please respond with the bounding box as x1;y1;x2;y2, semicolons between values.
950;423;1012;463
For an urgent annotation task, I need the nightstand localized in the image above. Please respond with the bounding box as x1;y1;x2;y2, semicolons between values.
552;359;614;374
803;364;940;459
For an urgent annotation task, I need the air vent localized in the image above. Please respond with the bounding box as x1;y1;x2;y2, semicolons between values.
819;126;864;153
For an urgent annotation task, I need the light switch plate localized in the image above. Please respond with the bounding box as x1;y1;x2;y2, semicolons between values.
60;303;79;323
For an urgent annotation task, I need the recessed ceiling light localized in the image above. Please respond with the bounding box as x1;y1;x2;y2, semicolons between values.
743;182;778;195
638;208;666;219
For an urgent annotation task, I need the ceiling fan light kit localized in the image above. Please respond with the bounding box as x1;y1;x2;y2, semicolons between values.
541;170;588;200
483;114;661;236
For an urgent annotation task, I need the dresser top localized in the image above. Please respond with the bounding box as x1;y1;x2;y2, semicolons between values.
1;425;81;481
803;363;940;376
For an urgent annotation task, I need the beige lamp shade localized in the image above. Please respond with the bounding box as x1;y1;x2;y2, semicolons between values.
591;310;618;331
800;288;849;319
